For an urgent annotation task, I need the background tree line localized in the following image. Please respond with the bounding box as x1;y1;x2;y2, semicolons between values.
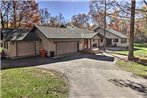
1;0;147;42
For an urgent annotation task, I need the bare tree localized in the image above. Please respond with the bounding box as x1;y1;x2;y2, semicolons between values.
71;13;90;28
39;8;50;25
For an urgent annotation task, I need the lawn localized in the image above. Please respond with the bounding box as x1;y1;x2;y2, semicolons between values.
111;43;147;58
116;60;147;79
1;67;69;98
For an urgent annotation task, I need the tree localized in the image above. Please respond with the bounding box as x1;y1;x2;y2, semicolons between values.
1;0;40;29
39;8;50;25
71;13;90;28
128;0;136;61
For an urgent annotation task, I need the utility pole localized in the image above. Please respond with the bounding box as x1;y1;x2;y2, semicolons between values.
104;0;107;51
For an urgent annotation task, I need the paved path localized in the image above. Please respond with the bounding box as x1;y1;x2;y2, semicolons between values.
38;54;147;98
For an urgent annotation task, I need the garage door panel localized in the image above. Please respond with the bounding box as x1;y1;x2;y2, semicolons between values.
17;42;35;56
57;42;78;55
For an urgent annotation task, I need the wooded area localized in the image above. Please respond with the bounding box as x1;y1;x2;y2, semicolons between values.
1;0;147;61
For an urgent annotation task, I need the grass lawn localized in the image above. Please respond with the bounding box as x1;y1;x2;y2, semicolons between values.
116;60;147;78
111;43;147;58
0;47;4;53
1;67;69;98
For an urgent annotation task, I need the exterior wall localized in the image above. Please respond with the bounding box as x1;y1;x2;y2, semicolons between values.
100;39;104;47
117;39;129;47
6;41;40;57
36;29;56;56
91;35;101;47
79;39;84;51
111;38;129;47
7;41;17;57
48;40;56;56
35;41;41;55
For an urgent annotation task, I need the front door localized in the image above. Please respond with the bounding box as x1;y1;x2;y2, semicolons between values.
84;39;88;49
98;39;100;47
106;38;112;46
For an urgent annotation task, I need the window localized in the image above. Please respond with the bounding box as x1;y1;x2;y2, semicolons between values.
101;38;103;42
93;39;95;42
121;38;127;43
113;38;118;42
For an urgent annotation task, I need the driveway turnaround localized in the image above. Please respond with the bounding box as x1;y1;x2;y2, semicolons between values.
38;53;147;98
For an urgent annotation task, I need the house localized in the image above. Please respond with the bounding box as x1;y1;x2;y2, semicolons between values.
1;25;101;58
1;25;128;58
94;27;128;47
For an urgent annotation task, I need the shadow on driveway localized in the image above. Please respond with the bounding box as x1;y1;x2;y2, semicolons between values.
1;54;114;69
108;79;147;96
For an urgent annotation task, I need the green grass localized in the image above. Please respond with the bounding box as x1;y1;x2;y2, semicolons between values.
0;47;4;53
111;43;147;58
116;60;147;78
1;67;69;98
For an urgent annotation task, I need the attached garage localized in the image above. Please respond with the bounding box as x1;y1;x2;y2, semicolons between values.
17;41;36;57
56;41;78;55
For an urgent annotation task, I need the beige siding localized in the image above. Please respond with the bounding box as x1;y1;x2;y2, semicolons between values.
36;30;56;56
79;39;84;51
7;42;17;57
91;35;100;47
48;40;56;56
36;41;41;55
111;37;128;47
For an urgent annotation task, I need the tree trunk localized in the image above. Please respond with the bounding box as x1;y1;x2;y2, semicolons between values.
13;0;17;28
128;0;136;61
103;0;107;51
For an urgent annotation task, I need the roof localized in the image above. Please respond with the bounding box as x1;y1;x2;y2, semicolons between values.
35;25;98;39
1;28;40;41
1;25;98;41
94;27;127;38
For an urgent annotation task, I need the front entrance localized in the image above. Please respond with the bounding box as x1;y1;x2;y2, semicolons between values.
106;38;112;46
84;39;88;49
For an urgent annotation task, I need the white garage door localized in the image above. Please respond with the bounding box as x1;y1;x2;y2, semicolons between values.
57;42;78;55
17;42;35;56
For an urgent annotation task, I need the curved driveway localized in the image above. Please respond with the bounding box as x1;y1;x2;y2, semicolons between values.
38;53;147;98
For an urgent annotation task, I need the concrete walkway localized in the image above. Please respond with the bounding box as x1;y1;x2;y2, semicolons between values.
37;53;147;98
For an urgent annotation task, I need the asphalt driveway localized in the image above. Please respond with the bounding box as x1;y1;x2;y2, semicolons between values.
37;53;147;98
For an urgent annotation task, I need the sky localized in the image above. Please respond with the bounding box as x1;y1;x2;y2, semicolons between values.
37;0;145;20
37;0;90;20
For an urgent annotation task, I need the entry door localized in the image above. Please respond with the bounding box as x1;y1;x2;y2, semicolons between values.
98;39;100;47
84;39;88;49
106;39;112;46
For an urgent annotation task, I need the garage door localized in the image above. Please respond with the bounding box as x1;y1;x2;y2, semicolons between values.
57;42;78;55
17;42;35;56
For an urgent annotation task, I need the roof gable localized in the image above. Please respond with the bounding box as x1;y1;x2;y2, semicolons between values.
35;25;98;39
2;28;40;41
94;27;127;38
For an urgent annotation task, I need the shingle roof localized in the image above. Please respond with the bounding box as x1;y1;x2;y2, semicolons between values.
94;27;127;38
1;28;40;41
1;26;98;41
35;25;98;39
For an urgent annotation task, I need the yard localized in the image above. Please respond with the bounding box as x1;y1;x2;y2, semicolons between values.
111;43;147;58
116;60;147;79
1;67;69;98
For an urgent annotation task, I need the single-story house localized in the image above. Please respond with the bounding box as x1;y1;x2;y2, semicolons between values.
94;27;128;47
1;25;100;57
1;25;128;58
